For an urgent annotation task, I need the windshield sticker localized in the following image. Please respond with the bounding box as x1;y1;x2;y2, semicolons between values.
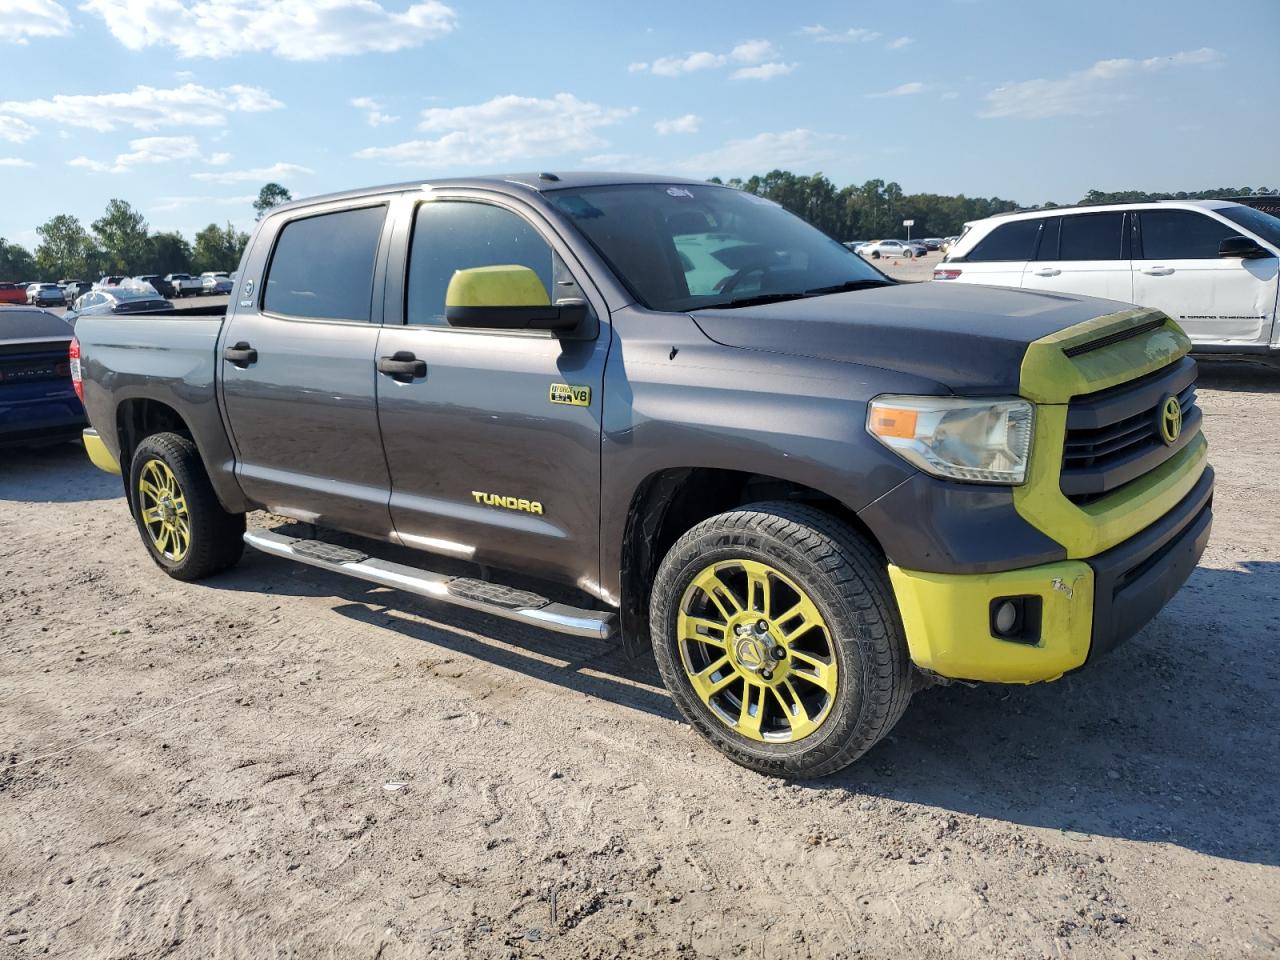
666;187;694;199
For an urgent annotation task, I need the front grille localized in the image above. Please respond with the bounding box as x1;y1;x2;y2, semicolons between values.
1060;356;1201;505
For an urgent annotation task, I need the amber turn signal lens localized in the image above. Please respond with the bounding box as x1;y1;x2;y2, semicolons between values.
868;407;918;439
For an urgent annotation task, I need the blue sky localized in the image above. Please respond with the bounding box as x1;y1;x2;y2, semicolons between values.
1;0;1276;247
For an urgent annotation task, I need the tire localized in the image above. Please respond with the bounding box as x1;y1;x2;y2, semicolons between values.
871;251;880;259
129;432;245;581
650;502;912;779
904;249;914;259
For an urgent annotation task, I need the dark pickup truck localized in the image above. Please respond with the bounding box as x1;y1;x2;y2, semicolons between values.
73;173;1213;777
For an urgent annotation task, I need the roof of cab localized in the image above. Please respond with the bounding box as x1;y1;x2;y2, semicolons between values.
266;171;711;217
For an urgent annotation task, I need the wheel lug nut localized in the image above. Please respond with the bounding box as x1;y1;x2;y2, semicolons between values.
756;619;768;632
761;670;773;681
771;647;786;660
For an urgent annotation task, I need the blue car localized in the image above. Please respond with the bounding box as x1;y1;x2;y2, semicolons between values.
0;306;86;448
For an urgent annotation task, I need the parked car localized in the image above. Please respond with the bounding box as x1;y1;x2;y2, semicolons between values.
136;274;176;298
66;285;172;325
97;276;126;288
26;283;67;307
935;200;1280;362
165;273;204;297
74;172;1213;779
61;279;93;301
0;307;85;448
921;238;943;251
0;281;27;305
200;271;233;295
939;236;960;254
861;239;928;259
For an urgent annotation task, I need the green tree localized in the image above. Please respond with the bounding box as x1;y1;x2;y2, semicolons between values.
91;199;150;274
254;182;292;220
35;214;91;279
193;221;250;272
147;231;193;275
0;237;37;280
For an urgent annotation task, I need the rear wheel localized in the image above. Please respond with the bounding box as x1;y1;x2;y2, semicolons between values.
130;433;245;581
650;502;912;779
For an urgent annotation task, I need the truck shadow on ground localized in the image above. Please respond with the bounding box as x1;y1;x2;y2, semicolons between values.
1196;359;1280;393
217;533;1279;868
0;442;121;503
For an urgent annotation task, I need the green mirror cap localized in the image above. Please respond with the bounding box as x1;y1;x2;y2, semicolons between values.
445;264;550;308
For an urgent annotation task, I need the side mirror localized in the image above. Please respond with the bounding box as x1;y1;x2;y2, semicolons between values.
444;265;585;331
1218;235;1271;260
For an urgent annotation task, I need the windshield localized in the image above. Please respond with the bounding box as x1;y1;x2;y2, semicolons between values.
549;183;886;311
1218;204;1280;249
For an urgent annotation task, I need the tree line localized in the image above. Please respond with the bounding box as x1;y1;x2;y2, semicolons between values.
708;172;1276;241
0;183;293;282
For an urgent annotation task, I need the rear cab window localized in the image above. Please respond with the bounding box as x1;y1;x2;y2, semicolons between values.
263;204;388;322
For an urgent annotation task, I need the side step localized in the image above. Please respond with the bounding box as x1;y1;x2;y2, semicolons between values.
243;529;616;640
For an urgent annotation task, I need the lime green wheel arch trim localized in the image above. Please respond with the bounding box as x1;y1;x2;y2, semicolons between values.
82;428;121;475
676;558;838;743
888;561;1095;684
137;458;191;563
1014;308;1208;557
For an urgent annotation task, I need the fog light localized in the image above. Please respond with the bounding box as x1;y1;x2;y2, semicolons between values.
989;595;1042;645
994;601;1018;635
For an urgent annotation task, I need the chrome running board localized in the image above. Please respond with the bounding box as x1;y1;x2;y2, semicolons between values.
243;529;616;640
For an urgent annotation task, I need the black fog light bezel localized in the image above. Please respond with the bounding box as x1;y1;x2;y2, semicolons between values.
989;595;1043;645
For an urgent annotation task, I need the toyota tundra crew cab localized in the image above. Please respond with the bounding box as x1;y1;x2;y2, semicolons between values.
72;174;1213;778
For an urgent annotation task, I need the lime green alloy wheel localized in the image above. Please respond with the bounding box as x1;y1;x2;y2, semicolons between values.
137;457;191;562
651;502;913;779
128;432;246;581
678;559;838;743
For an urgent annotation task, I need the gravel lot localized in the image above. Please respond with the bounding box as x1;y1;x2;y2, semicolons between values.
1;358;1278;958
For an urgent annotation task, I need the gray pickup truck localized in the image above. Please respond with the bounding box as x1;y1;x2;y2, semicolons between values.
74;173;1213;778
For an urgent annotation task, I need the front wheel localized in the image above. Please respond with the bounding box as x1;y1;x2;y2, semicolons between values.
650;502;912;779
130;433;245;581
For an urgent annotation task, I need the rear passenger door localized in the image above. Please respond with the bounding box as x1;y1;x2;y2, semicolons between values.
219;200;397;539
374;194;610;592
1132;208;1275;345
1019;212;1133;303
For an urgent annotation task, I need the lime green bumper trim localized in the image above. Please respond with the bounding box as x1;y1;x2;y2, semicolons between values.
82;428;121;475
889;561;1094;684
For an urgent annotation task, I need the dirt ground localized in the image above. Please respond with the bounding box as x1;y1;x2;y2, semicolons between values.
2;363;1278;960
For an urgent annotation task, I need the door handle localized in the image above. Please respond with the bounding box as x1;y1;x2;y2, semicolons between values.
1032;267;1061;277
1141;266;1174;276
223;341;257;367
378;351;427;382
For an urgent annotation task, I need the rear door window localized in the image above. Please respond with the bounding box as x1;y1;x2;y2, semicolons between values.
1056;212;1125;261
263;205;387;322
1138;209;1237;259
964;219;1041;262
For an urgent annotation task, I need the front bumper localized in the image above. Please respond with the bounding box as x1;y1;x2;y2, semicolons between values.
889;466;1213;684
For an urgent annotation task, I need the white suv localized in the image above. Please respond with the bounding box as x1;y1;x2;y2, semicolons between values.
935;200;1280;360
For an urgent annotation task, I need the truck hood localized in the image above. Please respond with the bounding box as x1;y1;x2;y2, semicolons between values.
690;282;1129;394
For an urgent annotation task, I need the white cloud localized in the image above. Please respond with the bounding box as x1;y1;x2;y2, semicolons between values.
149;193;256;213
804;26;881;44
868;82;927;98
355;93;632;168
351;96;399;126
207;151;232;165
732;62;795;81
0;82;282;132
192;161;313;184
982;47;1221;119
0;0;71;43
887;36;913;50
70;134;204;173
78;0;457;60
0;116;38;143
635;38;783;77
654;113;700;135
0;157;35;167
676;129;833;178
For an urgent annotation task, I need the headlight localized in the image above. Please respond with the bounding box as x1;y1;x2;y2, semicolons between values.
867;395;1034;484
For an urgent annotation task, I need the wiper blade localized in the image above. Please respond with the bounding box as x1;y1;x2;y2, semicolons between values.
801;279;894;296
706;291;811;309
